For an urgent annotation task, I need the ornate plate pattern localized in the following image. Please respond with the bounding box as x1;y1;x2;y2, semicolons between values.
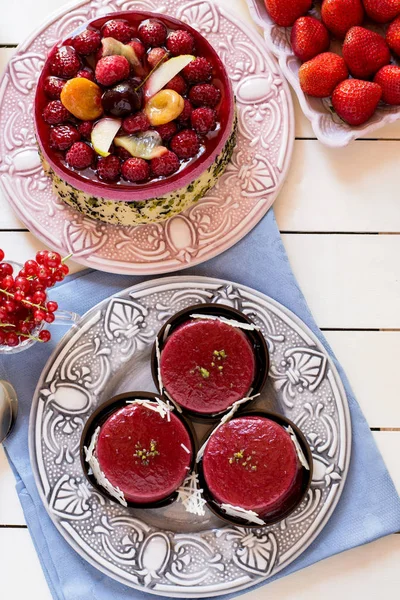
0;0;293;275
246;0;400;147
30;276;351;597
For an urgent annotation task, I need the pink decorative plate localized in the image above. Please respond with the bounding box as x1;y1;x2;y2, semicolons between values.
0;0;294;275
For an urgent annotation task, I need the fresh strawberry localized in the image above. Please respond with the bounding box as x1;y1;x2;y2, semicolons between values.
71;29;101;55
166;30;195;56
299;52;348;97
77;120;93;139
183;57;213;83
374;65;400;104
95;55;130;86
386;16;400;56
138;20;167;47
190;107;216;134
321;0;364;39
332;79;382;125
264;0;312;27
165;74;187;95
342;27;390;79
49;124;80;150
170;129;200;159
128;39;146;61
101;20;133;44
189;83;221;107
49;45;80;78
151;150;180;177
290;16;330;62
147;47;168;69
65;142;94;169
122;112;150;134
363;0;400;24
43;76;65;99
177;99;193;124
97;155;121;181
155;122;178;142
43;100;71;124
121;157;150;181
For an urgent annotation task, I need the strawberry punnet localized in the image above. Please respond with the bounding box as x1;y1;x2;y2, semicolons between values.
264;0;312;27
332;79;382;126
363;0;400;24
343;27;391;80
299;52;348;98
291;16;330;62
374;65;400;105
321;0;364;39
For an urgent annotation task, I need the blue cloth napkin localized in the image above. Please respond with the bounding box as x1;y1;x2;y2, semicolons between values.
1;209;400;600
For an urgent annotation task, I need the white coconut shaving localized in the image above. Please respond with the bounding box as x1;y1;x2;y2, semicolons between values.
190;314;260;331
286;426;310;470
196;394;260;463
181;443;190;454
220;503;266;526
162;323;171;342
84;426;127;508
126;397;173;422
155;336;182;414
177;472;207;516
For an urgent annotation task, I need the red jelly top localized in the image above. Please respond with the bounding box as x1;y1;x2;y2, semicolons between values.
160;319;256;415
202;416;301;516
96;403;192;504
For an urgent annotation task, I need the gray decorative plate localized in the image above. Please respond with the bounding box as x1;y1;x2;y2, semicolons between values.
29;276;351;597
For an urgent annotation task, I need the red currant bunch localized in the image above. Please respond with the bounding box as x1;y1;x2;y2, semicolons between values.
0;248;70;349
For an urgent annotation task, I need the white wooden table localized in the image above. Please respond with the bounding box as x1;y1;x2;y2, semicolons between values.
1;0;400;597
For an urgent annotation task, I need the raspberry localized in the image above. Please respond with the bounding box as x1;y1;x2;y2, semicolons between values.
166;30;195;56
49;45;80;78
155;121;178;142
77;120;93;139
138;20;167;47
128;39;146;61
49;124;80;150
165;74;187;95
97;155;121;181
151;150;180;177
43;76;65;99
77;68;94;81
170;129;200;159
95;55;130;86
189;83;221;107
121;157;150;182
66;142;94;169
183;57;212;83
116;147;132;160
190;107;216;134
177;99;193;124
72;29;101;55
101;20;133;44
43;100;71;124
147;47;168;69
122;112;150;133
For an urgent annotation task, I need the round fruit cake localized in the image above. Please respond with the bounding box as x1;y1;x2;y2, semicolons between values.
87;401;193;506
34;11;236;226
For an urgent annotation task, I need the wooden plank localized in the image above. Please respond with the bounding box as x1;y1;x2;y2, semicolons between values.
281;233;400;329
0;527;398;599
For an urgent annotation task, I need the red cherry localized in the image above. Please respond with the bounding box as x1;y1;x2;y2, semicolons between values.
39;330;51;343
36;250;48;265
2;275;14;290
24;260;39;276
44;251;61;268
0;249;4;261
44;312;55;324
33;309;46;323
5;332;19;347
46;301;58;313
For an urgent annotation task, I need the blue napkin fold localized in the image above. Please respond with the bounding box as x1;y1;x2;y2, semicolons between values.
1;208;400;600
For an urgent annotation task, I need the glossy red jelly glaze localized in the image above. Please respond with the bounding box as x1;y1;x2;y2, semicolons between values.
160;319;256;415
34;11;234;201
202;416;301;515
96;404;192;504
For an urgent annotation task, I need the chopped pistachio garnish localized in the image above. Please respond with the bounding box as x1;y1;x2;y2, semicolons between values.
134;440;160;465
218;365;223;371
229;449;258;471
200;367;210;379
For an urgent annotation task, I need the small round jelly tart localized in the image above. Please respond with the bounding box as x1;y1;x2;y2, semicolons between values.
196;410;313;527
151;303;269;421
80;392;196;508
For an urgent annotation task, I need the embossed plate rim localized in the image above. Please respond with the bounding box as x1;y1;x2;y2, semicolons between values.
0;0;294;275
29;275;351;597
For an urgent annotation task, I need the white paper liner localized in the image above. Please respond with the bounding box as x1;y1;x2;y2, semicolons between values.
220;503;266;526
84;426;127;508
177;472;207;516
286;425;310;471
189;314;260;331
